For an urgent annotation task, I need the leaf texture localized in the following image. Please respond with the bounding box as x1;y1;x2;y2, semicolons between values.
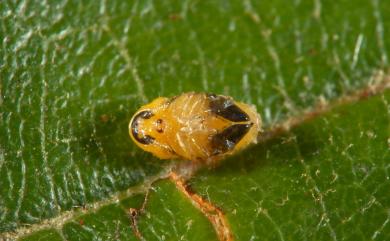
1;0;390;240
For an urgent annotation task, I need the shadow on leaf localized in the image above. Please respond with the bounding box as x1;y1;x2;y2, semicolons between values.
210;121;325;175
80;100;166;169
67;99;169;200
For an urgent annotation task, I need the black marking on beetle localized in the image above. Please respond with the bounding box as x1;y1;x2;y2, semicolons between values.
131;110;155;145
209;95;249;122
138;110;154;119
156;119;164;133
211;123;253;154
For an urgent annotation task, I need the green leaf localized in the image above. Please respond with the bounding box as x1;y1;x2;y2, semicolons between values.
1;0;390;240
190;92;390;241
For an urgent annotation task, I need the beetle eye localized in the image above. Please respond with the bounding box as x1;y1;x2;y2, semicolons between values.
139;110;153;119
138;134;155;145
131;110;155;145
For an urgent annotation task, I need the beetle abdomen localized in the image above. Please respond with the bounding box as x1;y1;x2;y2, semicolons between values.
165;93;260;162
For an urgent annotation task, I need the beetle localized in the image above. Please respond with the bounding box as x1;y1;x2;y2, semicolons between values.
129;92;261;163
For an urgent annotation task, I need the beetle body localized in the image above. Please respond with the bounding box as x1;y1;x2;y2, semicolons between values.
129;92;261;163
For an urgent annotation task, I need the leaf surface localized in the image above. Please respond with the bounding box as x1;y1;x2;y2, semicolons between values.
1;0;390;240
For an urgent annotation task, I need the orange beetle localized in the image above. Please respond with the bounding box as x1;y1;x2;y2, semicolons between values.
129;92;261;163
